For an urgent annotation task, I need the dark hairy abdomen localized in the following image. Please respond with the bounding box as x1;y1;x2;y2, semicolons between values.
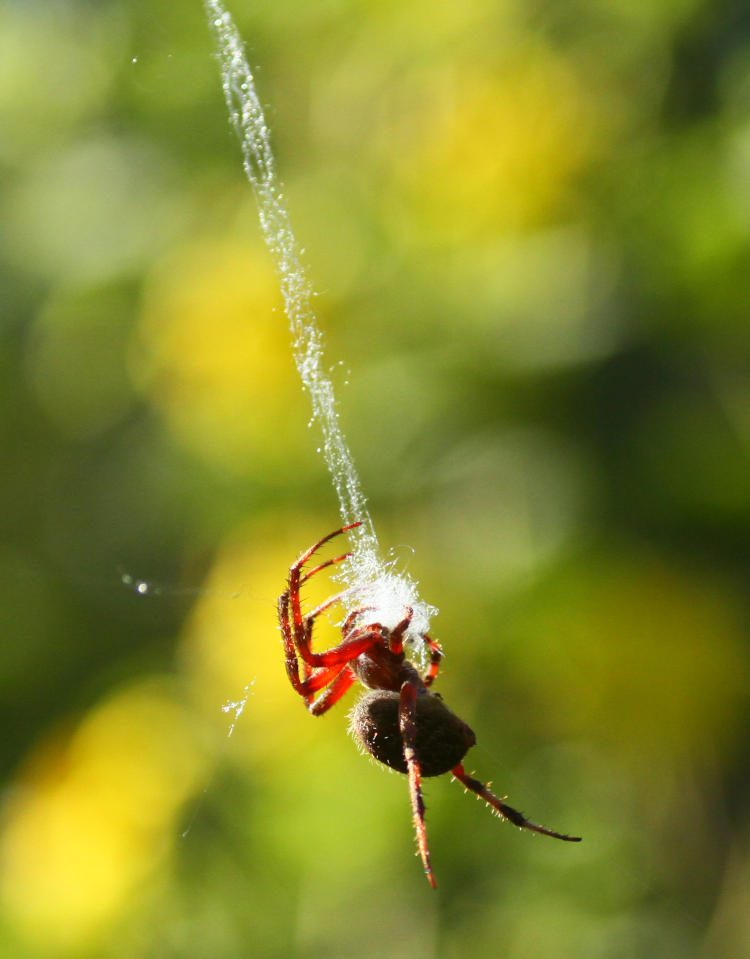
350;689;476;777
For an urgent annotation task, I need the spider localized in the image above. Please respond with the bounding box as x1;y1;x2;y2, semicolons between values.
278;522;581;887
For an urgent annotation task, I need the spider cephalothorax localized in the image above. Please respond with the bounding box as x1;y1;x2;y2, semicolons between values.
278;523;581;887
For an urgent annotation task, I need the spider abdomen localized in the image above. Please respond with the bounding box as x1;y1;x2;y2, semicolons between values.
350;689;476;777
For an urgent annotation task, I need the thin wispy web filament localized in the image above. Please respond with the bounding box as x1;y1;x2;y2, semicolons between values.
204;1;436;639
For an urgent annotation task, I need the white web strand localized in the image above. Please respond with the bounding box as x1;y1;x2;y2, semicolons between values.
204;1;436;641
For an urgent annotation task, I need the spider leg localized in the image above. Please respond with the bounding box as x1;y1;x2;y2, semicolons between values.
288;523;361;614
385;613;442;687
279;592;350;696
280;590;383;693
387;607;413;655
286;585;386;673
290;523;362;581
307;666;357;716
300;555;351;588
420;635;442;687
399;681;436;888
301;598;366;680
340;606;375;636
298;625;385;670
304;590;351;626
280;591;357;713
383;608;441;687
287;523;361;653
451;764;582;842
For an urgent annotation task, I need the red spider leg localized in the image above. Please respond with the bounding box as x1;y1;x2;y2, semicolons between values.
299;615;314;686
304;590;351;630
298;565;351;683
283;529;379;674
341;607;375;635
301;606;374;690
298;564;375;696
386;607;414;655
419;635;442;687
299;590;349;688
299;591;377;685
288;523;361;644
281;588;390;700
280;591;359;714
399;681;436;889
385;611;442;686
300;556;350;587
295;617;382;670
307;666;357;716
388;611;441;685
450;764;582;842
279;592;350;696
293;522;362;578
292;588;363;714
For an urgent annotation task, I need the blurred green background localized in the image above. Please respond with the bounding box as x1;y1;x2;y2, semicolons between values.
2;0;750;956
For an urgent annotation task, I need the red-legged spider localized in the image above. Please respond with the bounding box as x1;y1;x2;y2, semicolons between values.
278;523;581;887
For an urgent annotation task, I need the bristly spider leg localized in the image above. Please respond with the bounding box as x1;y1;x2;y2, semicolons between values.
451;765;582;842
399;681;435;888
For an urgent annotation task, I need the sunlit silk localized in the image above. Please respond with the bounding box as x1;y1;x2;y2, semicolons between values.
204;1;436;643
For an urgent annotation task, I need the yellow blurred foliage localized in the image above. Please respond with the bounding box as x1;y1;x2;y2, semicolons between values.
506;553;749;775
393;49;599;238
134;238;306;476
0;680;206;949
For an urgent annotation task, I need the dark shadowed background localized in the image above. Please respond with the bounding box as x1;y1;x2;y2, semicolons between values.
2;1;750;956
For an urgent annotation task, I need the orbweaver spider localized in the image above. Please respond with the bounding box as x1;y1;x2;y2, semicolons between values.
278;523;581;887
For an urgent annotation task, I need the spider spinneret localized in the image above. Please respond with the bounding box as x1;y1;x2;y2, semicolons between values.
277;523;581;888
